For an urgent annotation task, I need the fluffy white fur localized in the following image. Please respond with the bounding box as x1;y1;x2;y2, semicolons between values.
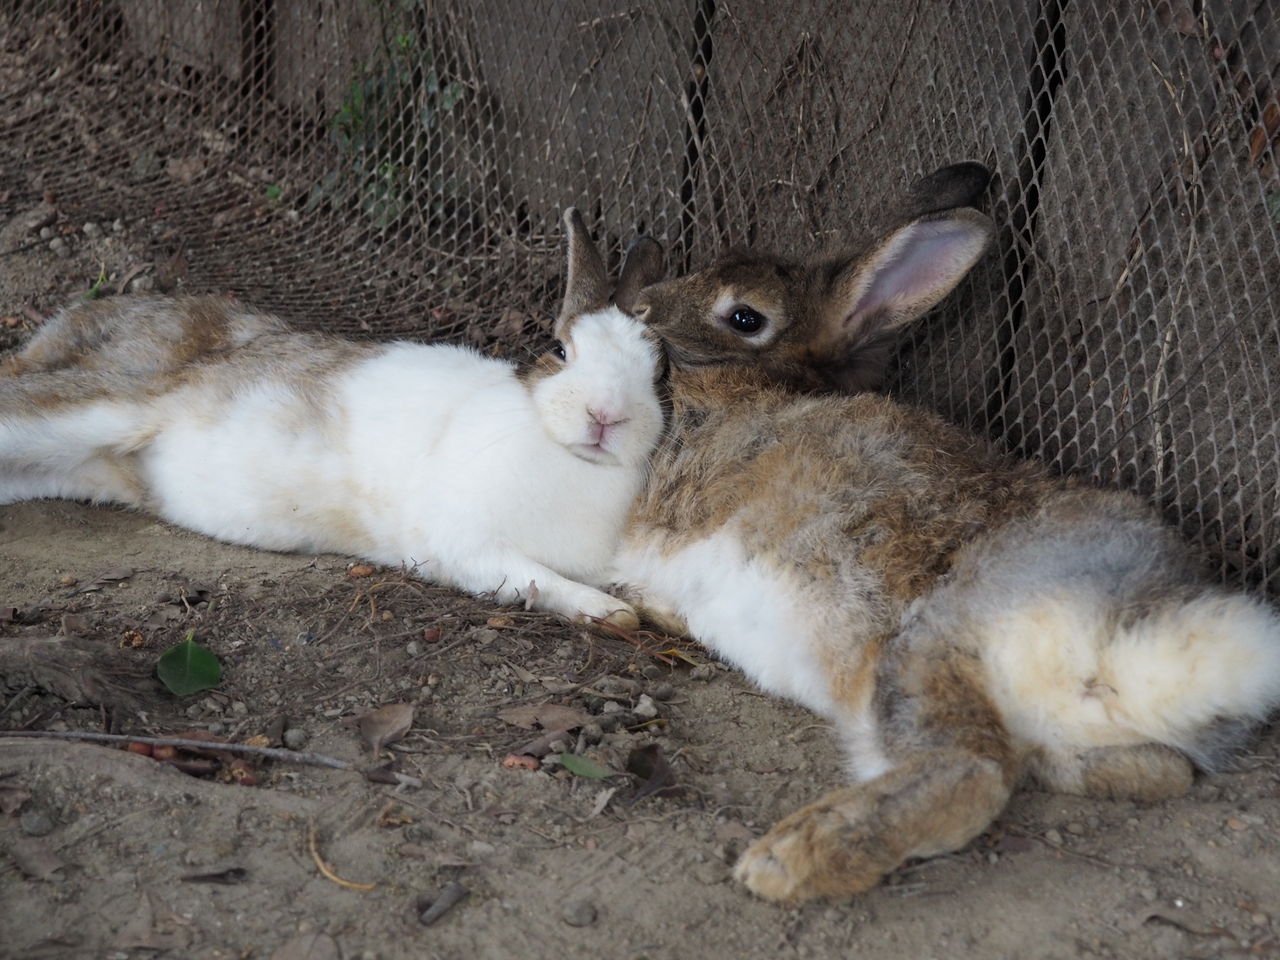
1;308;665;625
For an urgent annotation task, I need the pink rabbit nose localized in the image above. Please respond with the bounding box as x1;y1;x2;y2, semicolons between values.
588;408;629;446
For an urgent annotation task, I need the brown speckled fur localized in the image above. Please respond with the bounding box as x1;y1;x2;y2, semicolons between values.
610;170;1277;902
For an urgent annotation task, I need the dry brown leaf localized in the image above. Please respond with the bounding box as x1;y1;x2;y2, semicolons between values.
0;785;31;815
357;702;415;755
486;614;515;628
347;563;376;578
497;702;591;732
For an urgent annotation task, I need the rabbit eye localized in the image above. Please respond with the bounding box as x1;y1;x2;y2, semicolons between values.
726;308;766;336
551;341;567;361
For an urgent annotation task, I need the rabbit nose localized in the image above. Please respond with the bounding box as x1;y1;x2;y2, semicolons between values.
589;408;628;428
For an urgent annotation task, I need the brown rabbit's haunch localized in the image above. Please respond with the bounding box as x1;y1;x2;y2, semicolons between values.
603;164;1280;901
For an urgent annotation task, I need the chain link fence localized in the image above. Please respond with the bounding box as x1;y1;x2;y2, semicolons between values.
2;0;1278;595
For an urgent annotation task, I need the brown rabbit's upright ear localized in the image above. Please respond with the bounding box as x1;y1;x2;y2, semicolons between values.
902;161;991;218
812;208;993;391
559;208;611;326
613;237;664;313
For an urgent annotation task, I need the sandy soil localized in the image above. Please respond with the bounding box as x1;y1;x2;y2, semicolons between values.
2;212;1279;960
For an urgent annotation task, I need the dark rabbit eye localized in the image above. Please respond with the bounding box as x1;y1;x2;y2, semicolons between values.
726;308;766;336
551;341;567;361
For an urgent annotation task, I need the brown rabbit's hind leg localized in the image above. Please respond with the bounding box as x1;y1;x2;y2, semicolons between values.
1027;743;1194;802
735;650;1021;901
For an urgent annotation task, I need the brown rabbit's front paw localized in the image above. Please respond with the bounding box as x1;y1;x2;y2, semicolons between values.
733;801;890;902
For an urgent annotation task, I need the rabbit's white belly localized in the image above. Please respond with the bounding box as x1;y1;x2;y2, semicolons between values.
614;528;838;716
140;384;364;554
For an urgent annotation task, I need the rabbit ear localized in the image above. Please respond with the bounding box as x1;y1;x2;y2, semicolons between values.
613;237;664;313
822;208;993;364
559;208;611;325
902;162;991;218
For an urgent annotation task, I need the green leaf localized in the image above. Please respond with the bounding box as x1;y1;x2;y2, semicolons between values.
1268;192;1280;224
264;184;283;203
558;753;613;779
157;633;222;697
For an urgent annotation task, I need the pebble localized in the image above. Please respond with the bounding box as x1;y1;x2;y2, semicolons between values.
321;707;343;719
601;700;625;715
650;682;675;701
1065;822;1085;835
230;701;248;716
582;722;604;745
1044;829;1064;845
470;628;499;646
1140;887;1158;902
112;218;125;232
49;237;69;256
39;226;54;240
82;221;102;238
129;274;155;293
693;861;728;885
1252;912;1269;926
20;811;55;837
283;727;309;750
561;899;597;927
405;640;421;657
632;694;659;721
641;665;662;681
689;664;715;682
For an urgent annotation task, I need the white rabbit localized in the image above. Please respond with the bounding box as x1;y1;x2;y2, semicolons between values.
0;210;667;627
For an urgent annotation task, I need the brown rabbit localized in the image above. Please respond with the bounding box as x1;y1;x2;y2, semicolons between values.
597;164;1280;901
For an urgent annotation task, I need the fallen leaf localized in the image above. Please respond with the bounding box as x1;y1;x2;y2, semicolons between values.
497;702;592;732
1248;98;1280;165
0;607;16;623
559;753;614;779
347;564;376;578
93;566;134;584
587;787;618;819
501;753;540;771
156;635;222;696
486;615;515;628
272;932;340;960
357;702;415;755
8;836;66;880
660;647;707;667
512;729;574;759
60;614;91;636
626;743;680;802
421;627;442;644
243;734;271;748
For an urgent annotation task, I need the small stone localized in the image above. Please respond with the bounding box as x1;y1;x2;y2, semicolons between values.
689;664;715;682
582;722;604;745
129;274;154;293
561;899;597;927
58;575;77;587
1065;822;1085;835
650;682;675;701
601;700;625;715
207;721;225;736
470;628;499;646
49;237;69;256
1044;829;1064;845
112;218;125;233
39;226;54;240
641;664;662;681
283;728;309;750
230;701;248;717
467;840;496;858
691;860;727;885
426;674;441;687
1140;887;1158;903
1226;817;1247;831
321;707;343;719
632;694;659;721
1252;912;1269;926
20;811;55;836
405;640;422;657
987;851;999;865
82;221;102;238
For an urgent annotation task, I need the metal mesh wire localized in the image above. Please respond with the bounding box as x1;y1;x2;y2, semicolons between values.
1;0;1278;594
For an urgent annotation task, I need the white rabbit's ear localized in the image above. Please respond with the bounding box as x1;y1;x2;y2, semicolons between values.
559;208;611;328
613;237;664;314
826;207;993;345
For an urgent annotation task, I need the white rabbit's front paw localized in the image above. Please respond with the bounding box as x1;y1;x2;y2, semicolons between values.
527;578;639;631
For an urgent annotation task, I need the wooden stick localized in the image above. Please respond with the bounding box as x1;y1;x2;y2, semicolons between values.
0;729;353;771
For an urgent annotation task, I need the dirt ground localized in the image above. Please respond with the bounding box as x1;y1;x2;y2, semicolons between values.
2;215;1280;960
